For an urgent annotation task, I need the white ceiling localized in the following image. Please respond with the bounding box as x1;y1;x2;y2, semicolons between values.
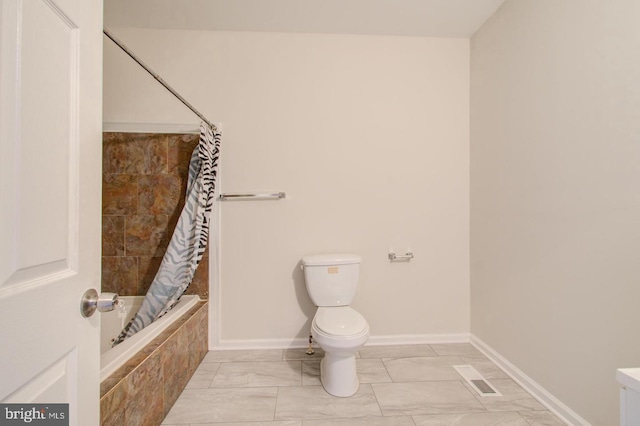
104;0;506;38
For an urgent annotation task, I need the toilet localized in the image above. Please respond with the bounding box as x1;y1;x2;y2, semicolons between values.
302;254;370;397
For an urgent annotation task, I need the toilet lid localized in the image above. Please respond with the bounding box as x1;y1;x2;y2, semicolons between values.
314;307;368;336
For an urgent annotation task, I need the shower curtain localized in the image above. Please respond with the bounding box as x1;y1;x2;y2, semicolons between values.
113;123;221;345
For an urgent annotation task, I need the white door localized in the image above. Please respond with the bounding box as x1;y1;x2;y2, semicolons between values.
0;0;102;424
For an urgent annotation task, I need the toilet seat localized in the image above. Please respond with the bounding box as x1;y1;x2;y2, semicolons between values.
313;307;368;337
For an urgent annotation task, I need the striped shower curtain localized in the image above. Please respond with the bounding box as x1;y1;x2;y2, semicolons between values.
113;123;221;345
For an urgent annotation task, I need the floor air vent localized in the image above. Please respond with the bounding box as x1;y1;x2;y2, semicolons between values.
453;365;502;397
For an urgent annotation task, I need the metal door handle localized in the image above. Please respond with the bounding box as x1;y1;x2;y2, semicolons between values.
81;289;121;317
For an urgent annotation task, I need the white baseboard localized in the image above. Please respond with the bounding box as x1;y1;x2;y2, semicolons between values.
470;334;591;426
368;333;470;346
215;337;309;350
212;333;470;351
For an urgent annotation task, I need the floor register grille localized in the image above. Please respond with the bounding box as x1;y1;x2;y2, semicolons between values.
454;364;503;397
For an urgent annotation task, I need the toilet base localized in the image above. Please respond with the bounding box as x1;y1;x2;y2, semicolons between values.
320;353;359;397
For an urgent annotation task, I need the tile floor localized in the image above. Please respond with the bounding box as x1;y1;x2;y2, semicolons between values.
162;343;566;425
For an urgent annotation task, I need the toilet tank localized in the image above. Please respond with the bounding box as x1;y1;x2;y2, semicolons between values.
302;254;361;307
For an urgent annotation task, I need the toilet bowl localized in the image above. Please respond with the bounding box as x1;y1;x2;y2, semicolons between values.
301;254;369;397
311;306;369;397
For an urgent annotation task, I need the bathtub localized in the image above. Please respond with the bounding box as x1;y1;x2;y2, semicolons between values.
100;295;200;381
100;295;208;425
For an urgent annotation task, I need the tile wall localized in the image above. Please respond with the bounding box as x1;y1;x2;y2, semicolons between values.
102;132;208;297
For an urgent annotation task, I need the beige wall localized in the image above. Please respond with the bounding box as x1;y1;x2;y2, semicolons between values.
104;30;470;345
471;0;640;424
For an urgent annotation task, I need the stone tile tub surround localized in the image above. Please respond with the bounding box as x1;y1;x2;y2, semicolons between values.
102;132;209;298
100;301;208;426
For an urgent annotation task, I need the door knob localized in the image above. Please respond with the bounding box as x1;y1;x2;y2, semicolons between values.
81;289;122;317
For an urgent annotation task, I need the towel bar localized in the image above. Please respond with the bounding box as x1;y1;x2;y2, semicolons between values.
220;192;286;201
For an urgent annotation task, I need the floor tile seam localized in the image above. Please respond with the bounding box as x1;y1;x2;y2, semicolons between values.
368;385;388;420
216;359;302;364
376;356;395;386
204;362;221;389
208;361;303;386
408;410;530;423
411;407;493;416
468;389;547;413
373;378;471;384
371;378;492;415
382;358;488;384
379;407;490;418
512;410;535;424
205;375;216;389
206;383;306;389
271;386;281;423
213;360;303;368
380;354;460;361
213;358;287;363
203;359;286;364
278;405;400;423
383;377;475;384
206;361;221;389
187;383;282;392
412;410;532;418
429;343;481;357
380;354;467;373
280;413;387;423
427;343;443;356
517;410;562;426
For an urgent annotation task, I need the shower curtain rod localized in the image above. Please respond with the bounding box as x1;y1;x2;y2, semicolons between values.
103;27;216;130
